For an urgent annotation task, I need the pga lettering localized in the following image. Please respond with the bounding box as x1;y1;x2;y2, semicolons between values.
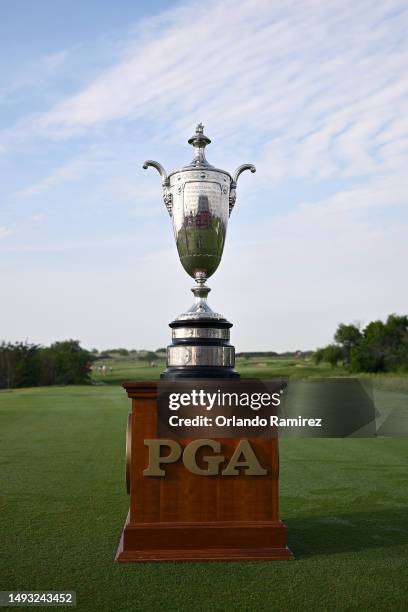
143;439;267;477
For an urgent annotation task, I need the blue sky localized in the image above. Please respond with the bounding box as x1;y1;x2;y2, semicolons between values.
1;0;407;351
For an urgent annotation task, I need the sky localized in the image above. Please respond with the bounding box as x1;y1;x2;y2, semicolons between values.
1;0;407;352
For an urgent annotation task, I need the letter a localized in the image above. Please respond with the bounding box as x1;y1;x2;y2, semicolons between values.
221;440;267;476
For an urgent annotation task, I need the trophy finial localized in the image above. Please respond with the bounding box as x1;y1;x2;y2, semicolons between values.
187;123;211;166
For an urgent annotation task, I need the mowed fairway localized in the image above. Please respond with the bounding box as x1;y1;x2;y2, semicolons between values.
1;383;408;611
90;355;350;384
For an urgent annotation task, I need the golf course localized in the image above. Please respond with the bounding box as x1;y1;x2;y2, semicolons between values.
1;356;407;611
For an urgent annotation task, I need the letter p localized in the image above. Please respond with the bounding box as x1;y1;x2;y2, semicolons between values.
143;439;182;476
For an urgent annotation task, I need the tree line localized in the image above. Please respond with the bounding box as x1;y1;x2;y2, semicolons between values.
315;314;408;372
0;340;93;389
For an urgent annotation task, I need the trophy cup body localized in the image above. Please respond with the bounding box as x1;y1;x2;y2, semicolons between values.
143;124;255;378
170;166;229;280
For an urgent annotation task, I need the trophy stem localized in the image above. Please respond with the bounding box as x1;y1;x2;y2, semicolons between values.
185;271;215;318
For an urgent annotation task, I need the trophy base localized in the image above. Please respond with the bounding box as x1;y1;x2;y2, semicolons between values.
161;317;240;380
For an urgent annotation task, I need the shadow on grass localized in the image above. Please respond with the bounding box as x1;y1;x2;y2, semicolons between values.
286;507;408;558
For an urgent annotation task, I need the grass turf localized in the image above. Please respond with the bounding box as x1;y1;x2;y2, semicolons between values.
0;385;407;611
90;355;351;384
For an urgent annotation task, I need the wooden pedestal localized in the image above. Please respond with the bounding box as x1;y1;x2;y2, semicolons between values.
115;382;293;562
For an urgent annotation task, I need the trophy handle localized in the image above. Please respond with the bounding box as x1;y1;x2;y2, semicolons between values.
229;164;256;216
232;164;256;184
143;160;172;216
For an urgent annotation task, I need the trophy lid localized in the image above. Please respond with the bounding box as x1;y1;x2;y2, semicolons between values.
169;123;232;178
187;122;211;149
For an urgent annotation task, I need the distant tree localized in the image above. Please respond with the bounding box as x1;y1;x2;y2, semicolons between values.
351;314;408;373
15;343;43;387
334;323;362;363
0;342;43;389
98;348;129;357
42;340;93;385
383;314;408;370
235;352;278;358
322;344;344;368
144;351;158;362
334;323;362;364
117;348;130;356
313;348;325;365
0;339;94;388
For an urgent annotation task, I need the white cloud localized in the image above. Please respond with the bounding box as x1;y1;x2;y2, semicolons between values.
28;0;407;189
2;0;408;349
31;213;45;222
0;50;69;100
15;158;88;197
14;152;122;198
0;226;13;239
294;173;407;217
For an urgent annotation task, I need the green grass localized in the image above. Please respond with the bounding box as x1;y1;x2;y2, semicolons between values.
1;384;408;611
91;355;349;384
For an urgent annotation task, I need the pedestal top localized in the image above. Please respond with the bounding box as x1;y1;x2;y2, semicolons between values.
123;381;158;399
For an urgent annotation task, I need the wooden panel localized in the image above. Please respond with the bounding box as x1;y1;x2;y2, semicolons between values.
118;381;293;562
130;390;160;522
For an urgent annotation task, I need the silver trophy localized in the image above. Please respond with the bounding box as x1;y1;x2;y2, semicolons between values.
144;124;255;378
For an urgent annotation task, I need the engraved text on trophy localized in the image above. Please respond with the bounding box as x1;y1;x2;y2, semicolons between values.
171;175;229;279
